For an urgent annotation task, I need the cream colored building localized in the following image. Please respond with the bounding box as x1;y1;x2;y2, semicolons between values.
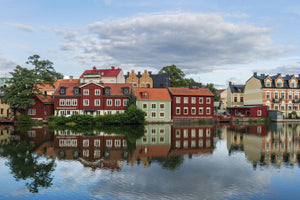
126;70;153;88
227;82;245;107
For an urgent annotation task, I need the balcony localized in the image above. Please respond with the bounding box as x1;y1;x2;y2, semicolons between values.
272;98;282;103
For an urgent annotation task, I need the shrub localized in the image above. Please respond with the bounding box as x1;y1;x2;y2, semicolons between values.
17;114;32;124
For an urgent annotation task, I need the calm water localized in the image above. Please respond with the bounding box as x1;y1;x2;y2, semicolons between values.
1;123;300;200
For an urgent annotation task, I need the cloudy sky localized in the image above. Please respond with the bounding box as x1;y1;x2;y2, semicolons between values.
1;0;300;88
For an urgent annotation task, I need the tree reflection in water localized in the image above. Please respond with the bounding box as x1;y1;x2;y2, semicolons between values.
2;140;56;193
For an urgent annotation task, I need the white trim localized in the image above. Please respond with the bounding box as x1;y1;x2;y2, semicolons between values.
79;82;104;88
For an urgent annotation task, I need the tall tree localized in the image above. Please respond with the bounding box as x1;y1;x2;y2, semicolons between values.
2;55;59;114
158;65;188;87
205;83;220;102
125;89;137;112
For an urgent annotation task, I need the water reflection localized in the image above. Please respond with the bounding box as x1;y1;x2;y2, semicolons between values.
1;123;300;198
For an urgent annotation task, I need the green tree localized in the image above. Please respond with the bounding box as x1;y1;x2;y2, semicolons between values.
158;65;188;87
1;140;56;193
125;89;137;112
2;55;59;114
205;83;220;102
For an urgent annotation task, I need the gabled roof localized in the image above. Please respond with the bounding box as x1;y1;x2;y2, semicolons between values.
254;73;300;89
53;79;81;96
103;83;133;96
168;87;214;96
229;84;244;93
135;88;171;101
79;82;104;88
80;66;122;78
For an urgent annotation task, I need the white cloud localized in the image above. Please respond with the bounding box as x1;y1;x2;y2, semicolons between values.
0;55;15;77
58;12;294;73
6;22;36;32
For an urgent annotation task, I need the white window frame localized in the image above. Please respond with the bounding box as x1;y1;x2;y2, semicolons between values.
184;107;188;115
191;97;196;104
94;139;100;147
72;99;77;106
107;99;112;106
59;99;65;106
257;110;262;116
176;107;180;115
123;99;129;106
160;103;165;109
206;107;211;115
115;99;121;106
151;111;157;118
151;103;157;109
94;150;101;158
115;139;121;147
28;109;36;115
83;89;89;95
176;97;181;103
83;99;89;106
159;112;165;118
83;139;89;147
184;97;188;104
199;107;203;115
94;99;100;106
206;98;211;104
95;89;101;95
66;99;71;106
106;139;112;147
83;150;89;157
191;107;196;115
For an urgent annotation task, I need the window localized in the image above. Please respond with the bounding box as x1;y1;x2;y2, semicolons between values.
160;104;165;109
199;129;203;137
59;87;66;95
0;108;3;115
123;99;129;106
288;104;292;110
199;140;203;147
206;107;211;115
94;140;100;147
123;140;127;147
107;99;112;106
159;112;165;118
142;92;148;98
274;105;279;110
144;112;148;117
266;81;271;87
115;140;121;147
176;97;181;103
72;99;77;106
83;99;89;106
280;105;285;110
184;97;188;104
240;97;243;102
151;112;156;118
104;87;111;95
275;92;279;99
184;107;188;115
94;150;100;158
83;89;89;95
73;87;80;95
115;99;121;106
176;141;180;148
160;136;165;143
65;99;71;106
184;129;188;138
160;128;165;134
266;92;270;99
95;89;101;95
28;109;36;115
234;97;237;102
59;99;65;106
191;129;196;138
199;107;203;115
288;92;293;99
123;87;129;95
191;97;196;104
106;140;112;147
151;128;156;134
152;104;156;109
206;140;211;147
295;93;299;100
94;99;100;106
141;83;145;88
176;130;180;138
199;97;203;104
191;107;196;115
83;139;89;147
206;98;211;104
206;129;211;137
83;150;89;157
281;92;285;99
176;107;180;114
143;103;147;109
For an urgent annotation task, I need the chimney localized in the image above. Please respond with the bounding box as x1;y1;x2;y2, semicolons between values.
229;81;232;86
253;72;257;77
138;71;141;76
148;71;152;76
69;76;73;82
298;74;300;78
261;74;265;76
127;72;130;76
111;66;115;70
44;91;47;96
277;73;281;76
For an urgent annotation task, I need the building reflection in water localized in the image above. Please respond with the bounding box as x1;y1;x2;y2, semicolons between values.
0;125;16;153
226;123;300;167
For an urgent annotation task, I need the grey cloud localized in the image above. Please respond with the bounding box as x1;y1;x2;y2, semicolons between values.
6;22;36;32
255;64;300;76
61;13;294;73
0;56;16;76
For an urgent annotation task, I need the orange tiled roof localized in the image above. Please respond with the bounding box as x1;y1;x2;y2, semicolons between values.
104;83;133;96
36;94;53;103
53;79;81;96
135;88;171;101
168;87;214;96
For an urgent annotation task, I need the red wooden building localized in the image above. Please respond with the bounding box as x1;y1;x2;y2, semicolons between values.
228;105;268;118
168;87;214;119
23;95;54;120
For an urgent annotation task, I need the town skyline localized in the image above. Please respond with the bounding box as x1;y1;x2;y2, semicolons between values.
1;0;300;88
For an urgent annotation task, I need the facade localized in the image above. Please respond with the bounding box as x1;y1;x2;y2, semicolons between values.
54;78;132;116
135;88;172;123
217;89;227;109
227;82;245;107
244;72;300;118
0;92;12;118
23;95;54;120
168;87;214;119
125;69;170;88
228;105;268;118
80;66;125;84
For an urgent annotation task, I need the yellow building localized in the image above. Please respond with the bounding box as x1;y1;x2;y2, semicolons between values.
227;82;245;107
126;70;153;88
0;93;12;118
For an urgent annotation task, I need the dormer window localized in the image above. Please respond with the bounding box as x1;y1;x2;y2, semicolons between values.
265;80;271;87
104;87;111;95
142;92;148;98
59;87;66;95
277;82;283;87
291;82;296;88
122;87;129;95
73;87;80;95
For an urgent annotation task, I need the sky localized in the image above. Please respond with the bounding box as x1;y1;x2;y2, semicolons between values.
1;0;300;88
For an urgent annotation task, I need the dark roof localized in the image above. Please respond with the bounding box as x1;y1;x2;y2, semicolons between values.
254;73;300;89
229;84;244;93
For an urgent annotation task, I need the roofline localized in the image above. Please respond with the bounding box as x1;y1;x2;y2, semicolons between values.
79;82;104;88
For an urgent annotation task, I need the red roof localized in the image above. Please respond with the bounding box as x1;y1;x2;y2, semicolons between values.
36;94;53;103
80;66;122;78
104;83;133;96
168;87;214;96
135;88;171;101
